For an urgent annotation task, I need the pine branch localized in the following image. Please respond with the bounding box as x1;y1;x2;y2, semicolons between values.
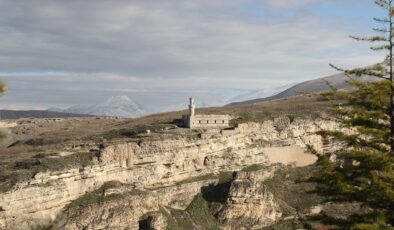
312;1;394;226
373;27;390;33
375;0;391;9
345;68;388;80
329;63;389;81
322;79;338;91
371;45;391;51
329;63;344;72
350;35;388;42
374;17;390;23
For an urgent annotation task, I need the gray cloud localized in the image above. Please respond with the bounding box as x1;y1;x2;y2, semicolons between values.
265;0;317;8
0;0;383;110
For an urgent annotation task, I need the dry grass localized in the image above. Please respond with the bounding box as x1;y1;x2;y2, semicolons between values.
0;94;330;192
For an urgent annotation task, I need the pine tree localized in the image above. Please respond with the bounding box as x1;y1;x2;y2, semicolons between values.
0;81;5;94
310;0;394;228
0;80;6;138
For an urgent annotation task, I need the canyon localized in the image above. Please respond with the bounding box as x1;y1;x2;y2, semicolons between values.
0;115;339;229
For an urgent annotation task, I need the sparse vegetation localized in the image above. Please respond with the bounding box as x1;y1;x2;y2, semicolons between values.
36;152;93;171
0;152;94;193
174;174;216;186
185;194;221;229
241;164;268;172
160;207;196;230
141;165;327;229
67;181;123;209
218;171;233;184
264;165;322;216
0;171;33;193
157;194;221;230
262;219;307;230
92;123;183;141
234;111;267;124
24;138;61;146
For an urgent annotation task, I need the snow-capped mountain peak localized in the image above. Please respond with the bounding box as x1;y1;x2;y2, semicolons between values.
102;96;134;107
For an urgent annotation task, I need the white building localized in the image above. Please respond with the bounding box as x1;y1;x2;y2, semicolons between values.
183;98;230;129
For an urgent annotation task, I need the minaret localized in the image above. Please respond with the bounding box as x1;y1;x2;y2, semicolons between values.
189;97;195;117
188;97;195;128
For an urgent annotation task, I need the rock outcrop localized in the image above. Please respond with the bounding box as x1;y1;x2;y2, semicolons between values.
146;212;167;230
64;179;215;230
217;168;282;229
0;118;339;229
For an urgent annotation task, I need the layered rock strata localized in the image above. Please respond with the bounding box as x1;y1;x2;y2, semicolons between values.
64;179;216;230
217;169;282;229
0;118;338;229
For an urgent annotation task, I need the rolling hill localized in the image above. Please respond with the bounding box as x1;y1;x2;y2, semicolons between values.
228;73;375;106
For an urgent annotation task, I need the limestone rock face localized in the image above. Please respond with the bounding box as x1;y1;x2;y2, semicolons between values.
273;116;291;131
64;180;214;230
0;118;340;229
147;212;167;230
217;169;282;229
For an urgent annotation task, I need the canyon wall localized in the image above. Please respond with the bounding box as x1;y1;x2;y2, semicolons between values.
217;168;282;229
0;117;338;229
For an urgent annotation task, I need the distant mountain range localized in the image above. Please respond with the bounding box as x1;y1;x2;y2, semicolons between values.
51;96;145;118
226;84;296;103
228;73;376;106
1;72;380;119
0;110;92;120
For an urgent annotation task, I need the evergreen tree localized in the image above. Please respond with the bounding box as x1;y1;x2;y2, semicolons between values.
0;81;5;94
0;80;6;138
311;0;394;229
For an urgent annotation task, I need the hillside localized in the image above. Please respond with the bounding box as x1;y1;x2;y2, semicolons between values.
228;73;375;106
0;94;346;230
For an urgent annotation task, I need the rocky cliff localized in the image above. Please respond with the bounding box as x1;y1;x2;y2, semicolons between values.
216;169;282;229
0;117;339;229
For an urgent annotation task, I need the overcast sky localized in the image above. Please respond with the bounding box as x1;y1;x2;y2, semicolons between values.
0;0;386;110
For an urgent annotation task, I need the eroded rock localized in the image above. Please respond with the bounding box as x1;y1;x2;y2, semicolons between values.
146;212;167;230
0;118;340;229
217;169;282;229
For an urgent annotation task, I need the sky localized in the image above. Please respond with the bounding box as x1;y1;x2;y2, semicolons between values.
0;0;387;111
